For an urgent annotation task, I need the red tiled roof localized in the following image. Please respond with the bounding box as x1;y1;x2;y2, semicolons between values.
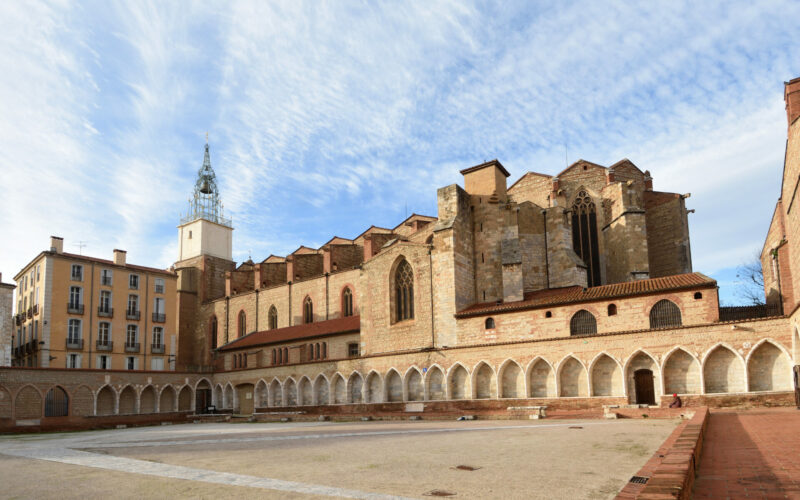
59;252;175;276
456;273;716;318
218;315;360;351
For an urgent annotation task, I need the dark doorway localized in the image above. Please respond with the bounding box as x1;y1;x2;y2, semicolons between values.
44;387;69;417
634;369;656;406
196;384;212;413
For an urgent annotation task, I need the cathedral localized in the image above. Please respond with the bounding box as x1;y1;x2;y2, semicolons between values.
0;78;798;427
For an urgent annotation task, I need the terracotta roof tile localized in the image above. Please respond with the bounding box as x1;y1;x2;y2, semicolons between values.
455;272;715;318
218;315;360;351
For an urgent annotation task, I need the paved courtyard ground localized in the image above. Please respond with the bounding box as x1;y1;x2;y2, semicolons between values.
0;419;678;499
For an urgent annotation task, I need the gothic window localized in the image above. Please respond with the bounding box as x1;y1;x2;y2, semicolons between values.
649;300;682;329
303;297;313;324
237;310;246;337
268;306;278;330
394;259;414;322
342;287;353;317
272;349;276;365
571;190;601;287
570;310;597;336
210;316;218;349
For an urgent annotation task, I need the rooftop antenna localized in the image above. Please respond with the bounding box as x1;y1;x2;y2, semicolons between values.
74;241;87;255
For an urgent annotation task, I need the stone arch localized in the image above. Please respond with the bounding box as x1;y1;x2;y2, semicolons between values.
649;299;682;329
72;385;94;417
255;379;269;408
96;385;116;416
159;385;177;413
623;350;661;403
384;369;403;402
139;385;157;414
0;385;11;419
497;360;524;398
404;367;424;401
703;344;746;394
43;386;70;417
589;353;623;397
558;355;588;397
194;377;213;392
178;385;193;411
793;326;800;364
348;372;364;403
447;363;470;400
662;347;701;395
213;384;223;407
118;385;137;414
314;374;330;405
14;385;42;420
223;383;235;409
526;357;556;398
426;364;445;400
331;373;347;404
365;371;382;403
269;378;282;407
746;339;793;392
297;377;312;406
284;378;298;406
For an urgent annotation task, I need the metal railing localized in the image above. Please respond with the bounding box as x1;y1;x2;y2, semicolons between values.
124;342;140;353
67;303;84;314
66;338;84;350
154;285;165;294
96;340;113;351
126;309;140;320
33;304;39;316
151;344;165;354
719;304;781;322
97;306;113;318
152;313;166;323
26;308;32;319
101;276;112;286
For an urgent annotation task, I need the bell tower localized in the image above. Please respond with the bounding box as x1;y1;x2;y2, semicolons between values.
177;141;233;261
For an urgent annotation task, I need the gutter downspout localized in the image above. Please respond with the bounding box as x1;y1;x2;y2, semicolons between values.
88;263;95;368
143;275;149;370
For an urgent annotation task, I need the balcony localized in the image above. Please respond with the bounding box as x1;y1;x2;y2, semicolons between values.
96;340;113;351
71;272;83;281
126;309;140;320
15;314;22;326
26;340;38;354
152;313;166;323
12;346;21;358
97;306;114;318
33;304;39;316
101;276;112;286
151;343;165;354
66;338;84;350
154;285;165;294
67;303;84;315
124;342;140;353
26;308;32;319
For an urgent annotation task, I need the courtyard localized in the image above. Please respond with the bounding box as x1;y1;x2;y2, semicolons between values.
0;418;678;499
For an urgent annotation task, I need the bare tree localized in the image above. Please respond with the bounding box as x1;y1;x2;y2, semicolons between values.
734;251;765;305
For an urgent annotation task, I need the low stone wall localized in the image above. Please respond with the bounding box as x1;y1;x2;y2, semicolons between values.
0;411;193;433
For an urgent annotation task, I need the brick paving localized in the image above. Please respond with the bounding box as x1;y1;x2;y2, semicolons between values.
693;408;800;499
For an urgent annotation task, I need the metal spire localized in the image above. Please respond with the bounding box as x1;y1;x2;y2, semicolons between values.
181;139;232;227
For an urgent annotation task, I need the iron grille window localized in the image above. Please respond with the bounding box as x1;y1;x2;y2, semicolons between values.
44;387;69;417
394;259;414;322
342;287;353;317
268;306;278;329
571;190;601;287
303;297;313;324
649;300;682;329
570;310;597;336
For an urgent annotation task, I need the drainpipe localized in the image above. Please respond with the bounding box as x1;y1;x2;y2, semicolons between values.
143;275;149;370
88;263;95;368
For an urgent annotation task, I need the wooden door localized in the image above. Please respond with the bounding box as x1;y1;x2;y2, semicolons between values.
634;369;655;406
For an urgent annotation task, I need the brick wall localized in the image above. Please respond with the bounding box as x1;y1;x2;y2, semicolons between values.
645;192;692;278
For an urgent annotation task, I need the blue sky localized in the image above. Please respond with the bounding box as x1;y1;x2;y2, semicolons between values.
1;1;798;305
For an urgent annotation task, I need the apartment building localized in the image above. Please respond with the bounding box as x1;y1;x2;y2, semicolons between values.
11;237;177;371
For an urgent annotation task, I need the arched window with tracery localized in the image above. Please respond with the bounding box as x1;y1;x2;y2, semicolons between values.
210;316;218;349
570;309;597;336
268;306;278;330
237;310;246;337
303;297;313;324
394;259;414;322
649;299;682;328
571;190;601;287
342;287;353;317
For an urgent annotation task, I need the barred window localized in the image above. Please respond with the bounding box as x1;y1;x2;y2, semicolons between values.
649;300;682;329
394;259;414;322
342;287;353;317
303;297;313;324
570;310;597;336
571;190;601;287
268;306;278;330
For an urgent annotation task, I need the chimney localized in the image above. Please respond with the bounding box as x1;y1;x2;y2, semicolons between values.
606;168;615;184
786;77;800;127
113;249;127;266
50;236;63;254
644;170;653;191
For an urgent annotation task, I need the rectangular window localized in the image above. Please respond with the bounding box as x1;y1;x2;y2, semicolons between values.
33;320;38;340
126;325;138;346
126;356;137;370
101;269;113;286
97;355;110;370
99;290;112;313
154;278;165;294
129;274;139;289
348;343;359;358
69;286;82;307
154;297;165;314
71;264;83;281
127;294;139;314
35;287;40;306
151;358;164;371
152;326;163;346
98;322;110;344
67;353;80;369
68;319;81;342
36;264;40;281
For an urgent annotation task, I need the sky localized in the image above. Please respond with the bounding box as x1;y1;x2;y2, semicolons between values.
1;1;799;305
